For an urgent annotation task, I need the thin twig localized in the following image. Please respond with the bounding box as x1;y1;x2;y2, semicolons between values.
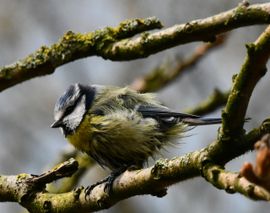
186;89;229;115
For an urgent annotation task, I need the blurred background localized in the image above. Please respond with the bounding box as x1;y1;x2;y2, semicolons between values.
0;0;270;212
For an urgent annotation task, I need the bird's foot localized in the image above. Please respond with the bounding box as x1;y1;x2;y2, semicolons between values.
84;167;127;199
84;176;110;199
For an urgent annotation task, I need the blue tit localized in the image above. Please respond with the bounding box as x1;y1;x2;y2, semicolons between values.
51;83;222;194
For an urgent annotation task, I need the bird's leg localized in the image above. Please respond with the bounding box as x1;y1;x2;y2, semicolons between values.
84;166;128;198
103;167;127;194
84;176;111;198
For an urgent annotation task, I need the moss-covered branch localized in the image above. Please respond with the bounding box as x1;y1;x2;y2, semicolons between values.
25;154;201;213
1;3;270;92
220;24;270;140
0;17;162;92
0;152;200;212
107;3;270;60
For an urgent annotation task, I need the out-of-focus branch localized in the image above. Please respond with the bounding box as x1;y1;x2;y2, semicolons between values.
240;134;270;192
186;89;229;115
1;3;270;91
130;35;227;92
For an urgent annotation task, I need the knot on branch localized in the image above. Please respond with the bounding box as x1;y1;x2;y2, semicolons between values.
151;158;170;180
116;17;163;39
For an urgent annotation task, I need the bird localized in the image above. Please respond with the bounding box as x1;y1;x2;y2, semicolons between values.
51;83;222;195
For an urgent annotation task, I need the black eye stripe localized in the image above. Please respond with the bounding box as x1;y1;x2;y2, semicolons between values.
64;93;86;116
64;105;76;116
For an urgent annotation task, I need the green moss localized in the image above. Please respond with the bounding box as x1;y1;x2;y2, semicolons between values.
0;66;12;79
115;17;162;39
233;6;247;20
17;173;30;181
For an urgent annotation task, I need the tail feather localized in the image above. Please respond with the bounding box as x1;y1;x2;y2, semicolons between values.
182;117;222;126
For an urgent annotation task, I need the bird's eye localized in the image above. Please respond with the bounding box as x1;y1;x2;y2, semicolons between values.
64;105;75;116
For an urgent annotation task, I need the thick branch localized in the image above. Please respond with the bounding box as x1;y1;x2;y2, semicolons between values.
1;3;270;91
107;3;270;60
0;120;269;212
0;152;200;212
0;17;162;92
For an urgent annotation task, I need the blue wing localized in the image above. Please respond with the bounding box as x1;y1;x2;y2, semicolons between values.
136;105;222;129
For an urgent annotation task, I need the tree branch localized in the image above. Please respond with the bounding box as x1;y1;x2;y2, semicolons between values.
186;89;229;115
0;3;270;92
203;163;270;201
47;152;94;193
220;24;270;140
0;158;78;203
0;119;268;212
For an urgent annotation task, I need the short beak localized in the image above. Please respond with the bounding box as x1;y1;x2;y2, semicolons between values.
50;120;63;128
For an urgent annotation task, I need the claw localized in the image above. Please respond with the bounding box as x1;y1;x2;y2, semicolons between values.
84;167;128;200
84;176;110;199
103;175;116;194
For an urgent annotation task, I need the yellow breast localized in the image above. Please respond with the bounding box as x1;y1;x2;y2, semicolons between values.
66;114;93;152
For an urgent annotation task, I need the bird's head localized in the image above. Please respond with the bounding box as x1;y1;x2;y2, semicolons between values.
51;83;96;136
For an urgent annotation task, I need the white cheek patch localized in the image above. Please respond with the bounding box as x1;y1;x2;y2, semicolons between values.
64;95;86;129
